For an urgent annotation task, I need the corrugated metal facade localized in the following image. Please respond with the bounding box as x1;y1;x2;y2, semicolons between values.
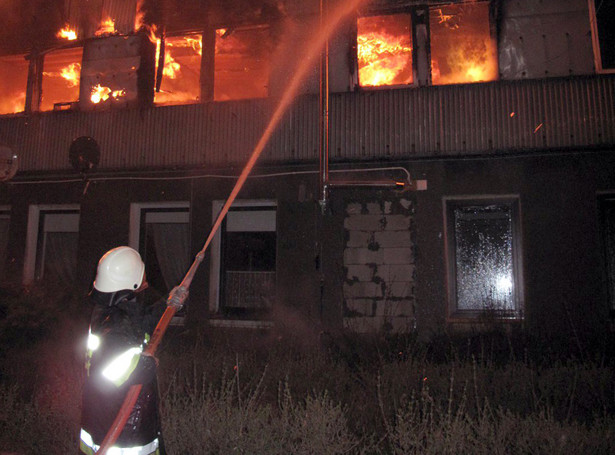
0;75;613;173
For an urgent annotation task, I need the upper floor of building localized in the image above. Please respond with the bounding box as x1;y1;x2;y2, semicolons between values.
0;0;613;174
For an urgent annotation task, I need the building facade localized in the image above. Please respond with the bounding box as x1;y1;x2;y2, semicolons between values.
0;0;614;342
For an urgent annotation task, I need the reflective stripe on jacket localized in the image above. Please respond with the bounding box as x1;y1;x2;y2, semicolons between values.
80;428;160;455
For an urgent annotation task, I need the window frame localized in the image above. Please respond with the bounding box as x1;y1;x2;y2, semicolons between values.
129;201;190;325
597;193;615;317
0;206;10;282
23;204;80;285
355;1;498;90
444;195;523;321
209;199;276;328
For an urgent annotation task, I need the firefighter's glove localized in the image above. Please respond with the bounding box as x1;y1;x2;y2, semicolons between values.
168;285;188;310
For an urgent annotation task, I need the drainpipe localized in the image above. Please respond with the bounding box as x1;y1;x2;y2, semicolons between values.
318;0;330;214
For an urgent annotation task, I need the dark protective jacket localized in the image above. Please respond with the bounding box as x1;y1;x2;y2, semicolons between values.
79;289;167;455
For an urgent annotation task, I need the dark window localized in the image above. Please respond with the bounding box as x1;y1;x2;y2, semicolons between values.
592;0;615;71
599;196;615;313
0;209;10;282
217;206;276;319
446;198;522;318
35;210;79;286
137;207;190;319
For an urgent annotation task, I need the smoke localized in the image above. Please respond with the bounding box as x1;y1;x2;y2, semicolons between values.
0;0;65;53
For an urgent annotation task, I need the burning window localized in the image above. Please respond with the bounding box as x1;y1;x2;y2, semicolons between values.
155;34;202;105
41;47;83;111
357;14;413;87
214;26;272;101
0;54;29;115
429;3;498;85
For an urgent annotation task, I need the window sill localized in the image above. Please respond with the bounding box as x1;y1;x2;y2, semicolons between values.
208;319;274;329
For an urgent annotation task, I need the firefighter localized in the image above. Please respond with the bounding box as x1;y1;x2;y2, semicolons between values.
79;246;184;455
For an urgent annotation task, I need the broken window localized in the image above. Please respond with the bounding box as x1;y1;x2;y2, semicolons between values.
589;0;615;72
357;14;413;87
155;34;203;105
210;201;276;322
446;198;522;318
430;2;497;85
41;47;83;111
24;205;80;286
130;202;191;323
214;26;272;101
0;54;28;115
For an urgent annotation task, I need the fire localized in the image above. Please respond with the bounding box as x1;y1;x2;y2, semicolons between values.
357;15;413;87
90;84;126;104
162;49;181;79
95;17;116;36
57;26;77;41
429;3;498;85
43;63;81;87
61;63;81;87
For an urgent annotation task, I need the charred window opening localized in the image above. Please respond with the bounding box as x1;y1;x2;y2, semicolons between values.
155;34;202;105
429;2;497;85
357;14;413;87
590;0;615;72
0;54;28;115
446;198;522;319
357;2;497;88
41;47;83;111
214;26;272;101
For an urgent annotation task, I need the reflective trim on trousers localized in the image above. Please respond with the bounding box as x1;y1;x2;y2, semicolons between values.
80;428;160;455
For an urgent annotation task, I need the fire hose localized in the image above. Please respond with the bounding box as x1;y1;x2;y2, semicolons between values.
93;1;365;452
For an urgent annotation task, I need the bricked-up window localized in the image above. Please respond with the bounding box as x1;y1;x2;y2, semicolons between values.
41;47;83;111
214;26;272;101
446;198;522;318
357;14;413;87
209;200;276;322
429;2;498;85
0;54;28;115
155;34;203;105
590;0;615;72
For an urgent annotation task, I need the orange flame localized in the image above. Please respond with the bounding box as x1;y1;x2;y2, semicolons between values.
162;49;181;79
57;26;77;41
357;31;412;86
44;63;81;87
95;17;116;36
90;84;125;104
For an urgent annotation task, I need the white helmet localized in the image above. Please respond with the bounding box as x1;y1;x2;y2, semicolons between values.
93;246;145;293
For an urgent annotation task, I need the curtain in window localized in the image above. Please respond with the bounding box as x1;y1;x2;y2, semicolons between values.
149;223;190;291
43;232;78;286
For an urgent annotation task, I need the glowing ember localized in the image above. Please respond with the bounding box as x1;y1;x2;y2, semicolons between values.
95;17;116;36
357;15;413;87
90;84;126;104
57;26;77;41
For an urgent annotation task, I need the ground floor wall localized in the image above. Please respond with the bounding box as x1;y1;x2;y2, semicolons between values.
1;150;613;346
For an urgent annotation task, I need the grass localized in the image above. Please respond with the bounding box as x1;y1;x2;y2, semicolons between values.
1;287;614;454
